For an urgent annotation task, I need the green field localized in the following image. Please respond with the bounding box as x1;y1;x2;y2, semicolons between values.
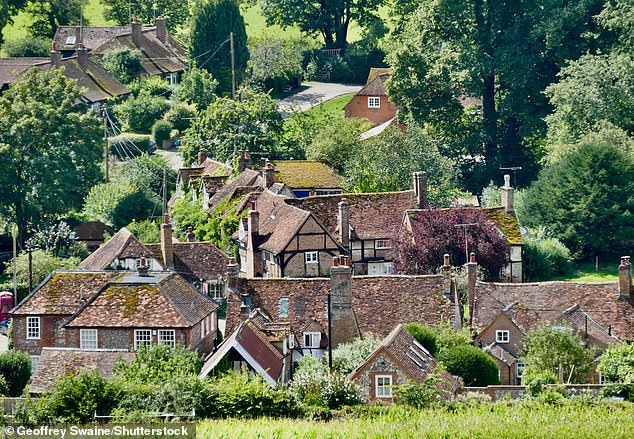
551;260;619;283
304;93;354;122
197;402;634;438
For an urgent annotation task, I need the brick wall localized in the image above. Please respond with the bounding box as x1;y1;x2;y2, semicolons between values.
344;95;399;126
352;352;409;404
12;315;71;355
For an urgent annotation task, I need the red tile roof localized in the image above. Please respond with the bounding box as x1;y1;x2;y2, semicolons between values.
79;228;153;270
356;73;389;96
146;242;230;283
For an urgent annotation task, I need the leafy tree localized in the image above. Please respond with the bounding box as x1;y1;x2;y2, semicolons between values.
4;250;81;287
597;0;634;52
521;325;596;384
126;219;160;244
404;323;438;356
598;343;634;384
111;154;175;201
102;48;143;84
82;182;159;229
279;109;332;161
520;135;634;256
327;336;380;374
152;119;173;146
394;366;450;408
171;197;209;240
439;345;500;386
0;350;31;397
182;89;283;163
114;94;170;132
190;0;248;95
0;0;27;45
0;68;103;244
305;117;370;173
113;344;202;385
163;102;197;132
173;68;218;110
27;0;84;38
102;0;190;31
26;221;89;258
128;75;172;98
258;0;383;49
248;35;305;94
394;208;510;279
2;36;50;57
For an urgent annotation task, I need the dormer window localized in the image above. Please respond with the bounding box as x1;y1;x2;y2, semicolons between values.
303;332;321;348
368;97;381;108
496;330;510;343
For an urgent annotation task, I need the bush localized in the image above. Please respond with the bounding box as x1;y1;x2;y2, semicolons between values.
394;368;450;408
26;221;88;259
290;368;361;410
523;233;573;281
82;182;159;229
108;134;151;157
115;95;170;133
439;345;500;386
113;344;203;385
174;68;218;109
128;76;171;98
126;219;160;244
0;374;9;396
2;37;50;57
3;250;80;289
404;323;439;356
152;120;173;147
597;343;634;388
0;350;32;396
102;48;143;84
163;103;196;132
329;336;380;374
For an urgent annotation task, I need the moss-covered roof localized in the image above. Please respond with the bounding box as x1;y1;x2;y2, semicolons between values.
271;161;343;189
483;208;524;245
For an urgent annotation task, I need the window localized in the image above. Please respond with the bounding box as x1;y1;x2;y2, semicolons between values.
167;72;179;85
368;96;381;108
80;329;98;350
305;251;318;264
134;329;152;350
30;355;40;372
496;330;510;343
303;332;321;348
203;281;225;300
516;362;525;378
201;318;206;338
375;239;390;249
232;360;248;371
288;334;295;349
375;375;392;398
278;297;289;317
158;329;176;346
26;317;40;340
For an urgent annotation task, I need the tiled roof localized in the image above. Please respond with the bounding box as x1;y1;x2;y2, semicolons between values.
367;68;390;83
54;25;142;51
74;221;114;242
208;169;262;211
200;158;233;176
79;228;154;270
270;161;343;189
483;208;524;245
11;271;119;315
562;304;621;347
0;58;49;85
473;281;634;341
30;348;135;395
288;191;414;241
66;273;218;328
483;342;518;367
502;302;541;334
145;242;230;283
356;73;389;96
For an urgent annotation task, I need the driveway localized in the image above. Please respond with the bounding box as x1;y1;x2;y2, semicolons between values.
278;81;363;114
155;147;184;171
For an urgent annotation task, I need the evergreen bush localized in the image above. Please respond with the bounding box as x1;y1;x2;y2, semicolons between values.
439;345;500;386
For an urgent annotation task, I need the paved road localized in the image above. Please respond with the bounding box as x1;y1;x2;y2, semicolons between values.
155;147;184;171
278;81;363;114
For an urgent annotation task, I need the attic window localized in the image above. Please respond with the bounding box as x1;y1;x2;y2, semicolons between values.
368;97;381;108
303;332;321;349
278;297;289;318
65;35;76;46
305;251;318;264
375;239;390;249
496;330;510;343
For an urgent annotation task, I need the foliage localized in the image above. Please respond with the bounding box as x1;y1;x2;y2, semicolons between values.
102;0;189;31
190;0;249;95
128;76;172;98
394;208;510;280
248;35;305;94
125;219;160;244
431;322;473;353
102;48;143;84
523;230;573;281
82;182;159;229
182;89;283;163
110;154;175;201
0;375;8;396
598;0;634;52
520;136;634;257
2;36;49;57
0;0;27;45
108;134;151;156
0;68;103;244
152;120;173;146
26;221;88;259
171;197;209;240
327;336;380;374
173;68;218;110
27;0;84;38
278;110;330;161
0;350;31;397
195;193;246;251
521;325;597;384
597;343;634;385
404;323;438;356
305;117;370;173
394;367;449;408
3;250;80;287
290;366;361;410
115;94;171;133
481;181;501;208
163;102;197;132
439;345;500;387
113;344;203;385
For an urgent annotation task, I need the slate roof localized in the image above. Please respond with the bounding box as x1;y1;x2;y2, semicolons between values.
66;272;218;328
287;191;414;241
79;228;154;270
270;161;343;189
30;348;135;395
473;281;634;341
145;242;230;283
11;271;119;316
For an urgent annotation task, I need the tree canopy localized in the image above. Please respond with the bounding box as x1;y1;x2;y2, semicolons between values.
0;0;27;45
102;0;190;31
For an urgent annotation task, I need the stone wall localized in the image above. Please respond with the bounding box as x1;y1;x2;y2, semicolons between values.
458;384;605;401
352;352;409;404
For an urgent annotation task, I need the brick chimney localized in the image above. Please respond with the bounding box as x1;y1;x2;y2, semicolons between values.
131;17;142;46
226;257;240;290
50;41;61;66
501;174;514;213
197;149;207;166
618;256;632;298
263;160;275;188
186;226;195;242
160;213;174;270
238;150;252;172
330;255;361;348
467;252;477;328
246;210;261;278
338;198;350;252
155;15;167;43
76;42;88;67
412;171;429;209
137;257;149;277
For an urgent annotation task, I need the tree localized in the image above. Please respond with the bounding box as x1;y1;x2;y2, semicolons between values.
2;36;50;57
258;0;383;49
82;182;159;229
111;155;175;201
0;68;103;244
126;219;160;244
27;0;84;38
598;343;634;384
102;48;143;84
26;221;89;258
0;0;27;45
173;68;218;110
521;325;596;384
182;89;283;164
394;208;510;279
404;323;439;356
328;336;380;374
0;350;32;396
305;117;370;173
113;344;202;385
439;345;499;386
4;250;81;287
520;135;634;256
102;0;190;31
248;35;305;94
190;0;248;95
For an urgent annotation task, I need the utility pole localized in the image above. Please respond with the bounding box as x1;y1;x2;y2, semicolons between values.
103;105;109;182
230;31;236;100
28;249;33;294
11;224;17;297
327;292;332;372
162;167;167;215
454;223;478;263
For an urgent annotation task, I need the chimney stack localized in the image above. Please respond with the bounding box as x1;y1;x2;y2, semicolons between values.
501;174;514;213
160;213;174;270
237;150;252;172
413;171;429;209
338;198;350;252
226;257;240;290
197;149;207;166
329;255;360;348
138;258;149;277
263;160;274;188
155;16;167;43
76;42;88;67
186;226;195;242
618;256;632;298
50;41;61;66
131;17;142;46
246;210;260;278
467;252;477;328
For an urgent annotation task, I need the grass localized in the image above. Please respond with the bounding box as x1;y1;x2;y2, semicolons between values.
551;260;619;283
197;402;634;438
304;93;354;122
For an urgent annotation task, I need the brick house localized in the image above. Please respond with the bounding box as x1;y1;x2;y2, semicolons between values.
344;68;400;127
349;325;462;403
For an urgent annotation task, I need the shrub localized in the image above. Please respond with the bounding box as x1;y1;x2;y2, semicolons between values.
290;368;361;410
394;368;450;408
102;48;143;84
26;221;88;259
82;182;159;229
152;120;173;147
320;372;362;409
404;323;438;356
115;95;170;133
3;250;80;291
128;76;171;98
163;102;196;132
108;134;151;157
174;68;218;109
2;37;50;57
329;336;380;374
0;350;32;396
523;231;573;281
439;345;500;386
0;374;9;396
126;219;160;244
597;343;634;390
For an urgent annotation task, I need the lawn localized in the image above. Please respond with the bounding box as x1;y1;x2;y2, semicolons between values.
197;402;634;438
304;93;354;122
552;260;619;282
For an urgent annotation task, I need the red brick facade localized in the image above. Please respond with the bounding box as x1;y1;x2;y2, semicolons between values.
344;95;399;127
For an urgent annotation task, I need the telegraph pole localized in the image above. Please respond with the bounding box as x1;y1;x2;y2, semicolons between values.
454;223;478;263
230;32;236;100
11;224;17;297
162;167;168;215
103;105;109;182
327;292;332;372
28;249;33;294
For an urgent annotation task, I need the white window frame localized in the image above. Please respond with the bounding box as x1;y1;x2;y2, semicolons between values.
303;332;321;349
134;329;152;350
30;355;40;372
375;375;392;398
158;329;176;346
288;334;295;349
375;239;390;249
496;330;510;343
516;362;525;378
368;96;381;108
26;317;40;340
204;281;225;300
167;72;178;85
305;251;318;264
80;329;98;350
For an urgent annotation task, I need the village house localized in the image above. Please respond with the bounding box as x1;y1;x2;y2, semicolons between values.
73;221;114;252
344;68;399;127
269;160;343;198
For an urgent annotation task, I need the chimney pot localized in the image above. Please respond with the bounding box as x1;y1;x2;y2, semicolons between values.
198;149;207;166
619;256;632;297
155;15;167;43
50;41;61;66
138;258;149;277
186;226;195;242
443;254;450;267
501;174;515;213
469;252;476;263
413;171;429;209
332;256;339;267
